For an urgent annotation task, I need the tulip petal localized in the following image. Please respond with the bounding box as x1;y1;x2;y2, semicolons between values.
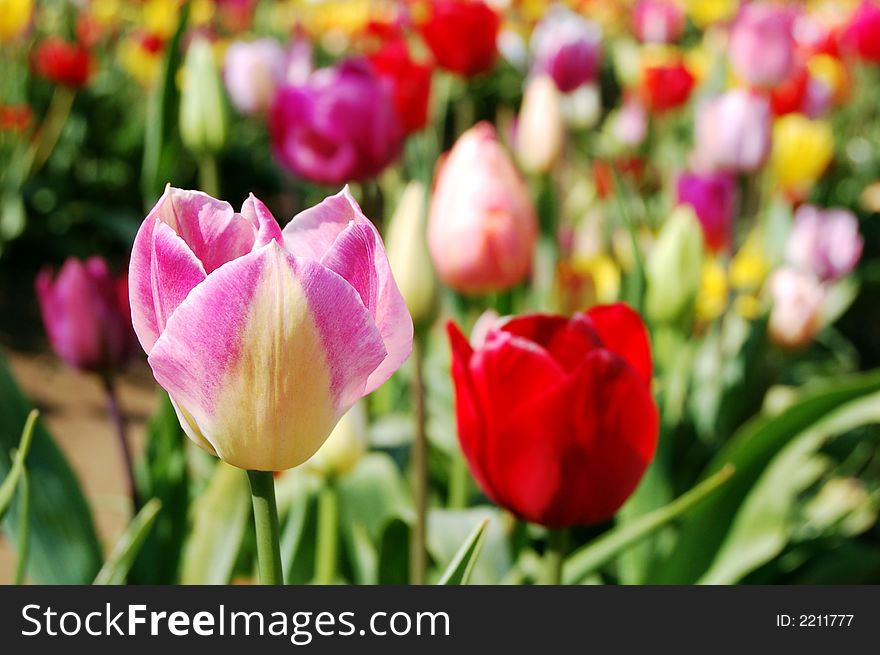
241;193;283;248
148;241;387;471
585;303;653;384
500;313;602;372
284;187;413;392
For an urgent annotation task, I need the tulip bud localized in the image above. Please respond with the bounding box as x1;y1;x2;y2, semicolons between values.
646;206;704;323
223;38;285;115
768;267;825;349
0;0;33;42
428;122;538;294
787;205;863;282
771;114;834;196
36;257;135;374
385;181;438;328
728;3;796;89
516;75;564;174
694;89;772;173
306;402;368;478
180;37;229;156
676;171;738;252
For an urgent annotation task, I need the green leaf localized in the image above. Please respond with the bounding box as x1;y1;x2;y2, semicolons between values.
437;518;489;585
653;368;880;584
428;507;512;584
699;392;880;584
564;465;734;584
181;462;250;584
14;469;29;585
378;517;410;585
0;352;102;583
337;453;411;541
0;409;37;521
94;499;162;585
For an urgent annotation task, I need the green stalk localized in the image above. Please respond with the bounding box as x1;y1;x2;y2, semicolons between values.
541;529;567;585
409;335;428;584
314;482;339;585
198;154;220;197
246;470;283;585
447;453;469;509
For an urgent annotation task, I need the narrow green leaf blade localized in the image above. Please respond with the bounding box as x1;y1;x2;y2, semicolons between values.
437;518;489;586
0;409;37;521
564;465;734;584
94;499;163;585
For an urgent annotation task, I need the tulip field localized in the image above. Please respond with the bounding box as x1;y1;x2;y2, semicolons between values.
2;0;880;588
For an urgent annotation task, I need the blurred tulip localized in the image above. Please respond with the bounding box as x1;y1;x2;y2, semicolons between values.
787;205;863;282
385;181;438;328
306;402;368;478
0;0;32;41
420;0;500;77
728;3;796;89
686;0;739;28
646;206;704;323
768;267;825;349
428;122;538;294
447;304;658;527
223;39;286;115
560;82;602;128
0;104;32;133
641;58;695;112
844;0;880;63
516;75;564;174
268;59;403;185
129;186;412;471
770;65;810;116
676;171;738;252
32;37;92;88
180;37;229;156
530;4;601;93
633;0;686;44
771;114;834;195
694;89;772;173
36;257;134;374
612;97;648;147
369;38;433;134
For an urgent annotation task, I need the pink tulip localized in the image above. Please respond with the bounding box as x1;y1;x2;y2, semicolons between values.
223;38;287;115
729;3;796;89
428;122;538;294
769;267;825;349
633;0;686;44
694;89;772;173
676;171;738;252
36;257;135;374
613;97;648;148
129;186;412;471
787;204;863;282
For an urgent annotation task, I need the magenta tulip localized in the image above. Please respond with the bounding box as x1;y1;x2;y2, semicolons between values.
268;59;404;185
129;186;412;471
428;122;538;294
530;5;601;93
36;257;135;374
676;171;739;252
694;89;772;173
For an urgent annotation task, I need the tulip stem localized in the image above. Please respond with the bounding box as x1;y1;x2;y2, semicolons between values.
542;529;568;585
410;335;429;585
198;155;220;198
246;470;284;585
314;482;339;585
102;375;141;514
447;453;470;509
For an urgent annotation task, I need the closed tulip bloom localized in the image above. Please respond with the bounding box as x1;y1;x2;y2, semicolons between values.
32;37;92;88
448;303;659;527
771;113;834;195
0;0;33;41
676;171;738;252
728;3;796;89
633;0;686;44
694;89;772;173
787;205;863;282
420;0;500;77
768;267;825;349
268;59;403;185
646;207;704;323
180;37;229;156
306;402;368;478
130;186;412;471
844;1;880;63
428;122;538;294
385;181;438;327
530;5;601;93
369;38;433;135
641;58;695;112
223;38;286;115
516;75;564;174
36;257;134;374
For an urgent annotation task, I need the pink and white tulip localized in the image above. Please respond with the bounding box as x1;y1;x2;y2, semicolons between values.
729;3;796;89
130;186;412;471
428;122;538;294
694;89;772;173
787;204;864;282
768;267;825;349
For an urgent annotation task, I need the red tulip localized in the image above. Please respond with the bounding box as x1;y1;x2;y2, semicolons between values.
641;59;694;112
844;1;880;63
419;0;500;77
369;38;433;134
448;304;659;527
32;37;92;88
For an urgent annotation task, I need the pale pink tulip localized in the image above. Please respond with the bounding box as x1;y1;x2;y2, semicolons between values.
694;89;772;173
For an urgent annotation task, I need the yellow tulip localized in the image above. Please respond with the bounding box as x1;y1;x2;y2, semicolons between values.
686;0;738;28
0;0;33;42
696;258;729;323
771;114;834;196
